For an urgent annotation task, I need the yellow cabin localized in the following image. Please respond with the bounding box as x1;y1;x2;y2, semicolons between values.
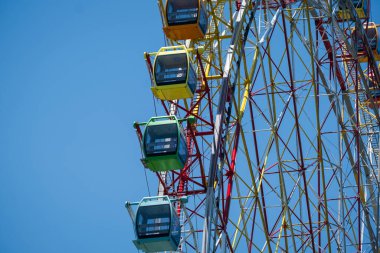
336;0;368;20
351;22;380;63
163;0;208;40
151;46;197;100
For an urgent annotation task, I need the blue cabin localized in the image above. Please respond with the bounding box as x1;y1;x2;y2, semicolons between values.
369;82;380;99
368;72;380;103
132;196;181;252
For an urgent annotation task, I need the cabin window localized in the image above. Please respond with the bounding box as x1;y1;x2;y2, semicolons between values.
187;65;197;94
178;134;188;164
366;28;377;49
136;204;171;239
369;79;380;98
353;26;377;52
339;0;363;9
144;123;178;156
167;0;198;26
198;4;208;34
353;0;363;8
352;29;363;51
155;53;188;86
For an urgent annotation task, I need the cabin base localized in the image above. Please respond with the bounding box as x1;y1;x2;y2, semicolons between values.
336;8;367;21
164;23;205;40
133;236;179;252
357;51;380;63
151;84;194;100
142;154;185;172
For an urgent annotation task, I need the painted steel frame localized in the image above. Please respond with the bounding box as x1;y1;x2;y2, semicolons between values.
127;0;380;252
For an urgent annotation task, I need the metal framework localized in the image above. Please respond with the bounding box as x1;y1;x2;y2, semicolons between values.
129;0;380;252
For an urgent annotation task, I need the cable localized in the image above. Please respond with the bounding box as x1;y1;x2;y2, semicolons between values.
144;167;151;197
153;95;158;116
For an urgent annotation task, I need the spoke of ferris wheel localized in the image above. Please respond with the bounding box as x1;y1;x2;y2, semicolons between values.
202;0;260;252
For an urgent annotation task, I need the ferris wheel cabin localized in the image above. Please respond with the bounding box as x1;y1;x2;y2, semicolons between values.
152;46;197;100
141;115;188;172
163;0;208;40
365;70;380;107
336;0;368;20
132;196;181;252
351;22;380;63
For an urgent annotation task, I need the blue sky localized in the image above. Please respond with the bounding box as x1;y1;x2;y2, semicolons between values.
0;1;162;252
1;1;380;253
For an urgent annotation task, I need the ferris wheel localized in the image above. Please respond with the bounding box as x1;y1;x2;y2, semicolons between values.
125;0;380;252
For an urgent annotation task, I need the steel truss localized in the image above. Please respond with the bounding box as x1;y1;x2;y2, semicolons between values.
132;0;380;252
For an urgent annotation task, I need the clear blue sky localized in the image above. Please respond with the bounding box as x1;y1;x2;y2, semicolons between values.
0;1;163;252
1;1;380;253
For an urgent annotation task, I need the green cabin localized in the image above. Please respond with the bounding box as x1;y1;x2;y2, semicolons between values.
141;115;188;172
